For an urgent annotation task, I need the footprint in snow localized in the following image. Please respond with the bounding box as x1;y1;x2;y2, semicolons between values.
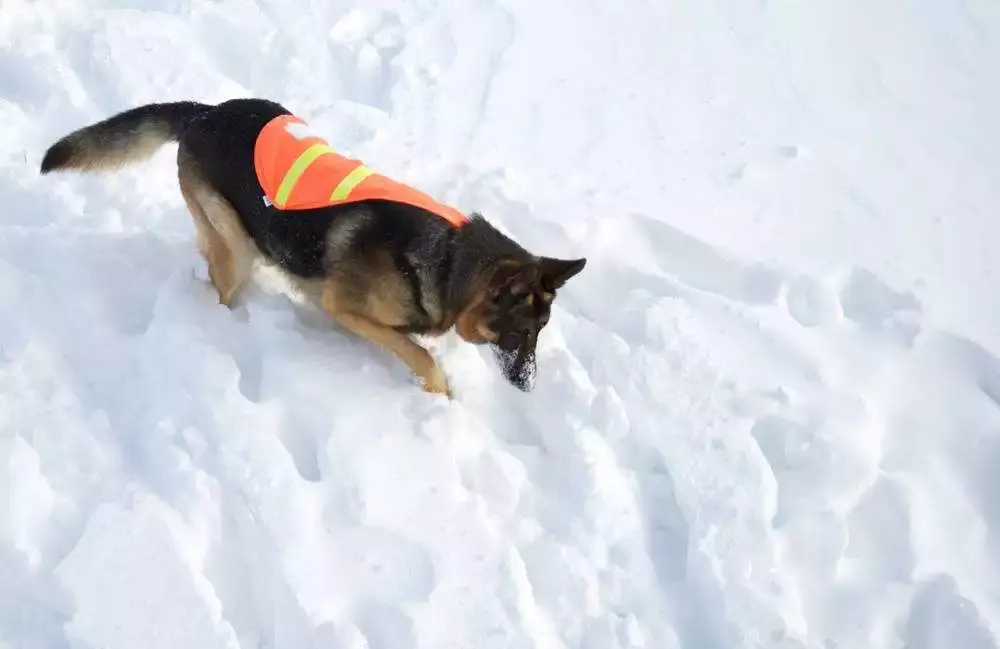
784;274;842;328
902;574;997;649
327;8;405;113
354;601;415;649
842;474;915;582
838;267;922;346
724;144;804;184
624;213;784;306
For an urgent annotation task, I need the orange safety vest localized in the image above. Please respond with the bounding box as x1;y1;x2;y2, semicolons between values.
253;114;469;227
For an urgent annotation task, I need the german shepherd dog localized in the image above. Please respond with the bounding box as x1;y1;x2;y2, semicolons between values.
39;98;586;396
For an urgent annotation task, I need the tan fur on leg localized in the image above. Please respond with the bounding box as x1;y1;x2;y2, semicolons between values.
178;152;257;306
321;284;451;396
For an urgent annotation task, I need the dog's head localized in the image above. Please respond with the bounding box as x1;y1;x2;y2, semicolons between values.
456;255;586;391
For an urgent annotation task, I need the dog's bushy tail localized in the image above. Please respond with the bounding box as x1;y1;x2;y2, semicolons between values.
40;101;212;174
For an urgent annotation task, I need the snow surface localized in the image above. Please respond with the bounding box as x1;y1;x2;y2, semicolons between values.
2;0;1000;647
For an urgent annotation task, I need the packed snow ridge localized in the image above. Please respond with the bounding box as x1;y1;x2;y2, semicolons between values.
2;1;1000;648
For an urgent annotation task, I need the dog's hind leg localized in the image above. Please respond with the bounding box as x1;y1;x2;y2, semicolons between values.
178;152;256;307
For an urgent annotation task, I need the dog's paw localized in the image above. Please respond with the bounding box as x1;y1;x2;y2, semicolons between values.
420;365;452;399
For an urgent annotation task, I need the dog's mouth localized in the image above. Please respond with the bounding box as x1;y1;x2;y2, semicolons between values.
491;343;537;392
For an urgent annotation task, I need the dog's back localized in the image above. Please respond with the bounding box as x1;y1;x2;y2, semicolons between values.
186;100;461;282
42;97;459;281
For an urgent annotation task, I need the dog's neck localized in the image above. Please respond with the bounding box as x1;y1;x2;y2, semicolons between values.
443;214;532;312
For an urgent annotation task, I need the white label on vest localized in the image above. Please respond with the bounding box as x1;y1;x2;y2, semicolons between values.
284;120;326;142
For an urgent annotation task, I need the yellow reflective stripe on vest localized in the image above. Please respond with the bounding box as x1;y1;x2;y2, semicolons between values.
330;164;373;201
274;143;333;208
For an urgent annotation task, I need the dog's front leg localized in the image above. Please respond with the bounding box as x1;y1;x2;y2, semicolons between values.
321;291;451;397
334;311;451;396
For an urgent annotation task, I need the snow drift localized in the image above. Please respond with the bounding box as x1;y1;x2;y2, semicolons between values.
1;0;999;648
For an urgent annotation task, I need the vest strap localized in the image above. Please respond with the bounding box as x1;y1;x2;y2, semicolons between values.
275;143;334;209
330;164;373;201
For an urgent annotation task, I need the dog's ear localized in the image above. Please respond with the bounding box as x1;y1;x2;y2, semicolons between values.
538;256;586;291
489;259;540;296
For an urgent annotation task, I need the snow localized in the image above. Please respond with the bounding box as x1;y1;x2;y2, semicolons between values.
2;0;999;647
